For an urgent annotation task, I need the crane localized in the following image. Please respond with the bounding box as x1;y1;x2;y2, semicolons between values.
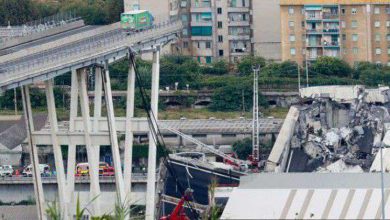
162;127;248;168
160;188;193;220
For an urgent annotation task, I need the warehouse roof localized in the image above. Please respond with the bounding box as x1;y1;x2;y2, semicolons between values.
221;173;390;219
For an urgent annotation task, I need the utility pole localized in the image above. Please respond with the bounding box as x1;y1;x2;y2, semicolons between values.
305;59;309;87
242;89;245;115
297;64;301;92
252;65;260;165
380;141;386;220
14;88;17;115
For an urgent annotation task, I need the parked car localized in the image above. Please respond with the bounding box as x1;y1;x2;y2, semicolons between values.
22;164;50;177
75;163;89;176
0;165;13;177
99;162;114;176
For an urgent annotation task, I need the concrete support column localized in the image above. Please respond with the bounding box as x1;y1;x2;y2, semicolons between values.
78;68;101;215
124;58;136;199
93;67;103;180
45;79;68;219
21;85;46;220
67;69;78;211
102;61;126;204
146;47;161;220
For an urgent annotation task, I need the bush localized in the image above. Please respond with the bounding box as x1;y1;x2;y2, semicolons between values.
233;138;252;160
237;56;266;76
310;57;352;78
201;60;229;75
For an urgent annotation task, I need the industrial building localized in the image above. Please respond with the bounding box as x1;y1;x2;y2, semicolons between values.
221;173;390;219
125;0;282;63
280;0;390;66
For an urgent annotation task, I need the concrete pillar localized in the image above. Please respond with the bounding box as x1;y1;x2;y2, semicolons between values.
45;79;68;219
124;58;136;199
102;61;126;204
21;85;46;220
146;47;160;220
78;68;101;215
67;69;78;211
93;67;102;181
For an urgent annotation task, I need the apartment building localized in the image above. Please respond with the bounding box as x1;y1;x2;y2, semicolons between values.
281;0;390;66
124;0;281;64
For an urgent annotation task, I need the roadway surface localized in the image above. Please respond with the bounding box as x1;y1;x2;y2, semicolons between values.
0;25;98;55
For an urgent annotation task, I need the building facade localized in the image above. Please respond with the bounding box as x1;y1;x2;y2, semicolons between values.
124;0;281;64
281;0;390;66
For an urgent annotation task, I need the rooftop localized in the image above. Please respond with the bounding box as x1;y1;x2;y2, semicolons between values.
280;0;390;5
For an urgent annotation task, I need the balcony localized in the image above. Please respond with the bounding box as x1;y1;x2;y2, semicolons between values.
227;7;250;13
323;41;339;47
323;28;339;34
307;42;322;47
191;21;212;26
190;7;212;13
191;35;213;41
228;34;250;40
228;20;250;26
323;13;339;20
306;29;322;34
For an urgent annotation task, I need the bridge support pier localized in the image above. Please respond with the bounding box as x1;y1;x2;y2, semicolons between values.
93;67;102;191
21;85;46;220
45;79;68;218
66;69;78;213
146;46;161;220
78;68;101;216
102;61;126;205
124;56;136;200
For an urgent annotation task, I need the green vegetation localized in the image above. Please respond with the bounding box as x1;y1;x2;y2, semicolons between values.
0;0;123;26
232;138;252;160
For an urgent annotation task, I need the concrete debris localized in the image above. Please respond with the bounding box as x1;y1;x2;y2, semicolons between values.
271;85;390;173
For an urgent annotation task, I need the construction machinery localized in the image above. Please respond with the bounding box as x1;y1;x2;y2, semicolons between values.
160;189;193;220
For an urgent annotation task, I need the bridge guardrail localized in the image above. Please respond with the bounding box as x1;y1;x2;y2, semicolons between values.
0;19;182;87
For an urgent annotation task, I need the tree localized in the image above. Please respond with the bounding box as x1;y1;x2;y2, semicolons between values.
209;79;268;112
233;138;252;160
310;56;352;78
201;60;229;75
237;56;266;76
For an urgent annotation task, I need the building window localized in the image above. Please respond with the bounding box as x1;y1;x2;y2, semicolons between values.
353;47;359;54
197;42;200;48
288;7;294;15
387;7;390;14
342;34;346;41
387;34;390;41
289;35;296;42
183;41;189;48
375;7;380;14
181;0;187;7
376;48;382;55
206;41;211;48
217;7;222;14
375;21;380;28
376;33;381;42
181;14;188;22
341;8;346;14
351;8;357;14
289;21;294;28
183;28;188;36
206;56;212;64
290;48;296;55
301;21;305;28
218;35;223;42
341;21;346;28
351;20;358;28
388;48;390;54
352;34;358;41
218;21;222;28
219;50;224;56
387;21;390;27
387;62;390;67
376;61;382;66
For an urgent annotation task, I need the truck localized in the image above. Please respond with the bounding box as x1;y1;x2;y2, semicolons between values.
120;10;154;32
22;164;50;177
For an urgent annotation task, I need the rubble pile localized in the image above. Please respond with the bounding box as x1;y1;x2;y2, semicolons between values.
288;86;390;172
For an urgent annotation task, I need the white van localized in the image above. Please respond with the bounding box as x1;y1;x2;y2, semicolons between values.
0;165;13;177
22;164;50;177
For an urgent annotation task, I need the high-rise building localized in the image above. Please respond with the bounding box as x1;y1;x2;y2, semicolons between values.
280;0;390;66
125;0;282;64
